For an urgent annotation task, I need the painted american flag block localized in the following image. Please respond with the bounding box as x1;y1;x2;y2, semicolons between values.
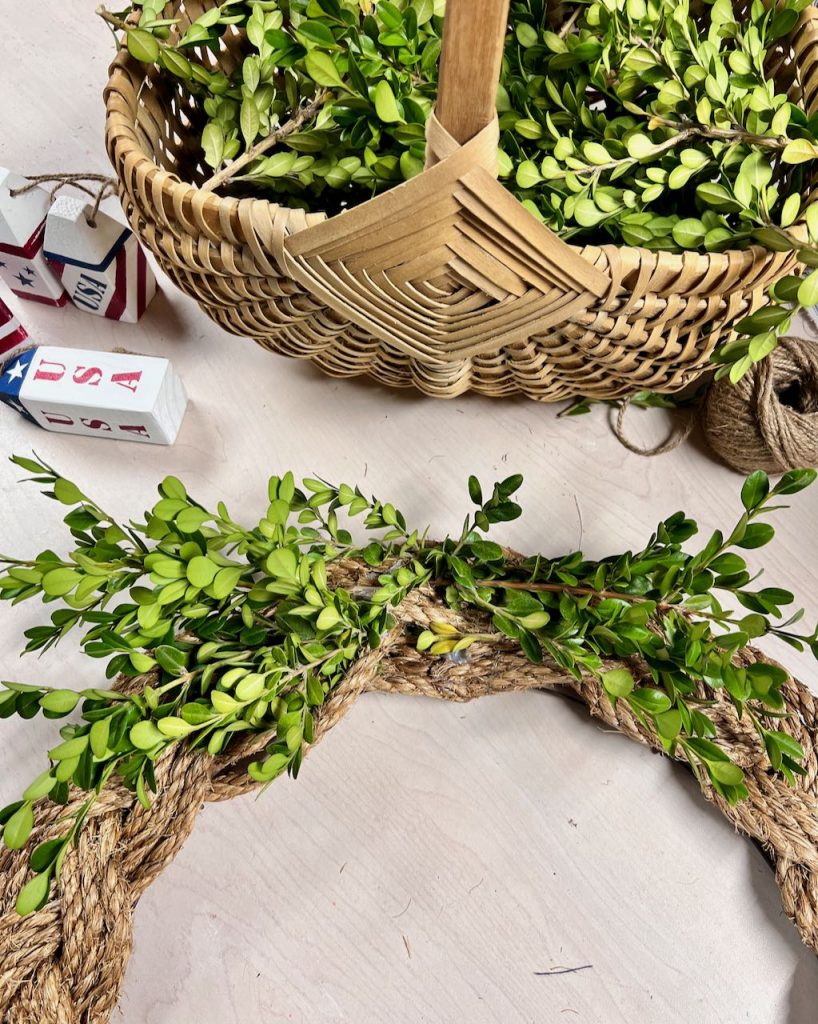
0;296;28;357
0;168;68;306
44;197;158;322
0;346;187;445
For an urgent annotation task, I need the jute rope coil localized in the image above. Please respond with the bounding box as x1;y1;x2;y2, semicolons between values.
703;336;818;473
102;0;816;401
2;561;818;1023
612;336;818;473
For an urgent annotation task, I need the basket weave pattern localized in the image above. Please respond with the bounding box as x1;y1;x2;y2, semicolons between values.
104;1;817;400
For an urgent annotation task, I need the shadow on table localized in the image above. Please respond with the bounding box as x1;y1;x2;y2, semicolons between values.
743;855;818;1024
544;688;818;1023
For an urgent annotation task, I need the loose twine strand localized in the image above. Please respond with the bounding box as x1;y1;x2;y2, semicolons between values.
612;336;818;473
1;563;818;1023
8;174;118;227
612;397;697;457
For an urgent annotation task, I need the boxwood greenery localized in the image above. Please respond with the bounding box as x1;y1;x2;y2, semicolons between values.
100;0;818;382
1;454;816;914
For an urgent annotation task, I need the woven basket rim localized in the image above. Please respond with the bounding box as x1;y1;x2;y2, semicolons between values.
103;3;818;276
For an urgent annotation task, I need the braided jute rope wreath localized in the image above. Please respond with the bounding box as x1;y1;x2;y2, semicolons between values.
1;562;818;1023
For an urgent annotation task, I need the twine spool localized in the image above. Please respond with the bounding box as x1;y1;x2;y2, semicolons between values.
613;337;818;473
702;336;818;474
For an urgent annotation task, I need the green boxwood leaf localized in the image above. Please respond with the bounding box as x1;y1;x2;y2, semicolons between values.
130;721;166;750
53;479;85;505
90;718;111;759
154;645;188;677
749;331;780;362
672;218;706;249
601;668;634;698
741;470;769;511
736;522;775;549
39;690;80;715
782;139;818;164
374;80;402;123
628;687;672;714
159;47;192;80
304;51;344;88
201;122;225;169
296;20;337;48
266;548;298;579
48;736;88;761
157;716;196;738
29;838;64;874
515;160;541;189
211;566;243;599
708;760;745;786
774;469;817;495
240;97;260;146
41;568;81;597
127;28;160;64
3;802;33;850
186;556;218;588
797;269;818;307
15;871;52;916
22;771;57;802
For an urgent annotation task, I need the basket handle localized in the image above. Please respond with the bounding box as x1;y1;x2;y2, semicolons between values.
435;0;511;145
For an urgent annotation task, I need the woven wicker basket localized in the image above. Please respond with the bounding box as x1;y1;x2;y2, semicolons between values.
104;0;817;401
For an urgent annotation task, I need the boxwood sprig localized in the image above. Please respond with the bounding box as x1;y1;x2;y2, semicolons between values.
100;0;818;380
1;454;816;915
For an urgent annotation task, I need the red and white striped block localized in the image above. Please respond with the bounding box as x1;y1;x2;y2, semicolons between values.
44;196;158;322
0;297;28;357
0;168;68;307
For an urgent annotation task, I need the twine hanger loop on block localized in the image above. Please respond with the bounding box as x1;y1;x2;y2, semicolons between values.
8;173;119;227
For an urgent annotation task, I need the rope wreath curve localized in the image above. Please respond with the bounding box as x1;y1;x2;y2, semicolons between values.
2;570;818;1023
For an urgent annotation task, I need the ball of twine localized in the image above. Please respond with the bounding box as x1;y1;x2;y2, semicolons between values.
702;336;818;474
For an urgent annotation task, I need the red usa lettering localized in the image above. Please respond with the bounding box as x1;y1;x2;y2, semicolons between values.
34;359;67;383
110;371;143;393
33;357;143;393
41;410;74;426
73;365;103;387
40;412;151;438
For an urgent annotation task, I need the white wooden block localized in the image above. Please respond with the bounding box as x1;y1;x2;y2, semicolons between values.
0;346;187;445
0;168;68;306
44;196;158;321
0;296;27;357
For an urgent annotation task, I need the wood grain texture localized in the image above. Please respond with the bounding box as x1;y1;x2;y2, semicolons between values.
436;0;511;143
0;4;817;1023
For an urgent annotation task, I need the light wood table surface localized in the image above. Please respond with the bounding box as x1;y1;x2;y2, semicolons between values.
1;6;817;1022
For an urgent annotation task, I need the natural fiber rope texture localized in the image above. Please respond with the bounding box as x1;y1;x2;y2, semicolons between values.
612;396;698;457
8;174;119;227
610;336;818;473
102;0;815;401
703;335;818;474
2;563;818;1023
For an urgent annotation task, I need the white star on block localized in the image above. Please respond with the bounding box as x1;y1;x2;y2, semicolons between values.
5;359;26;382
